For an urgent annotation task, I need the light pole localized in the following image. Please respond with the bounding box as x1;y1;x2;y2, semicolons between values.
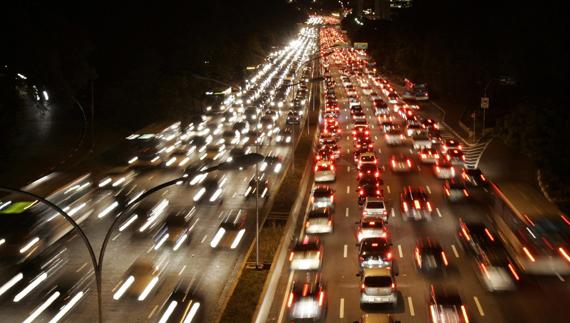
1;153;263;323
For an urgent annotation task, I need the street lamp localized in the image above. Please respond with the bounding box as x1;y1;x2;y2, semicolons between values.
1;152;263;323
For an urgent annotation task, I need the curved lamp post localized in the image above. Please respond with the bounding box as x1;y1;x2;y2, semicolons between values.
0;152;263;323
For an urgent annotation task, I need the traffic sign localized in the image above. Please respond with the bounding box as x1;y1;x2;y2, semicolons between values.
481;97;489;109
354;42;368;50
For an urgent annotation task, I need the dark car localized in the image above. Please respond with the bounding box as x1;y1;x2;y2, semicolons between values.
359;238;393;269
414;239;449;273
428;285;470;323
400;186;433;220
358;163;381;180
461;168;489;187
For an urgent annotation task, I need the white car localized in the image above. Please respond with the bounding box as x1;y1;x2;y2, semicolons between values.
356;217;388;242
362;198;388;220
305;208;333;234
289;236;323;271
434;159;456;179
358;268;397;305
358;152;377;168
314;161;336;183
385;129;405;146
412;133;432;150
419;148;440;164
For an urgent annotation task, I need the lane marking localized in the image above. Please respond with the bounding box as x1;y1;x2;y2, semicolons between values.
391;208;396;218
347;149;350;154
346;186;350;194
408;296;415;316
76;262;87;273
386;185;391;194
409;149;414;154
451;244;460;258
378;148;382;154
426;185;432;194
343;245;348;258
345;207;349;217
147;304;159;319
339;298;345;318
436;208;443;218
398;244;403;258
474;296;485;316
375;135;378;140
146;245;154;254
178;265;187;276
347;166;351;172
200;234;208;244
556;272;565;282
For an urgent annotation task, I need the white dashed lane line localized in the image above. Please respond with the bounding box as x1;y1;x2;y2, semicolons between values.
398;245;403;258
343;244;348;258
345;207;349;217
200;234;208;243
436;208;443;218
339;298;345;318
346;186;350;194
451;244;460;258
391;208;396;218
426;185;432;194
408;296;415;316
474;296;485;316
386;185;391;193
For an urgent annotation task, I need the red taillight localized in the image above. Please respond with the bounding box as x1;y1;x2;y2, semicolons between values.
462;155;466;161
508;263;520;280
318;291;325;306
386;252;392;260
360;283;365;290
391;283;395;289
406;159;412;167
375;172;379;177
359;189;364;195
287;292;294;308
402;202;408;212
391;160;396;168
444;188;450;196
330;195;334;203
314;165;318;171
484;228;495;241
427;202;433;212
330;165;335;171
463;189;470;197
359;172;363;177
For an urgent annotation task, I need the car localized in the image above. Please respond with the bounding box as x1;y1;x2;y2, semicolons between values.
414;239;449;273
319;131;338;144
193;174;227;203
311;185;335;209
445;148;465;164
442;139;462;152
289;235;323;270
378;120;396;133
152;210;194;251
354;134;373;149
305;207;334;234
428;128;443;144
352;124;370;137
389;154;413;173
358;163;381;180
320;142;340;159
244;173;270;199
422;118;439;130
287;271;327;321
443;179;469;202
112;256;168;301
428;285;470;323
260;153;283;173
412;132;433;150
358;268;397;305
359;238;394;269
362;198;388;220
405;124;423;137
356;217;388;243
358;313;400;323
286;111;301;125
385;129;405;146
210;209;247;249
353;146;374;164
419;147;440;164
98;168;136;189
358;152;377;167
316;146;336;162
433;158;456;179
275;127;293;144
118;199;170;236
387;93;399;104
400;187;432;220
314;160;336;183
156;281;201;323
200;144;226;161
461;168;489;187
352;111;367;121
457;219;521;290
357;176;383;206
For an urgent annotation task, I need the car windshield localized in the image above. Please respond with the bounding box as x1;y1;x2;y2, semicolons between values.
363;276;392;288
366;199;384;208
293;242;320;252
361;156;375;162
308;209;329;219
313;188;332;197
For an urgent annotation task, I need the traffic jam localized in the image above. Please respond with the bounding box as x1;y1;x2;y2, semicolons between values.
0;25;319;323
282;17;537;323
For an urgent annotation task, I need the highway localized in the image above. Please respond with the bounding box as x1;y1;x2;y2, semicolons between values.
264;20;570;323
0;23;319;323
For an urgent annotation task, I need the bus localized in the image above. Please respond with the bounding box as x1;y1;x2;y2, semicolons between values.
490;182;570;275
